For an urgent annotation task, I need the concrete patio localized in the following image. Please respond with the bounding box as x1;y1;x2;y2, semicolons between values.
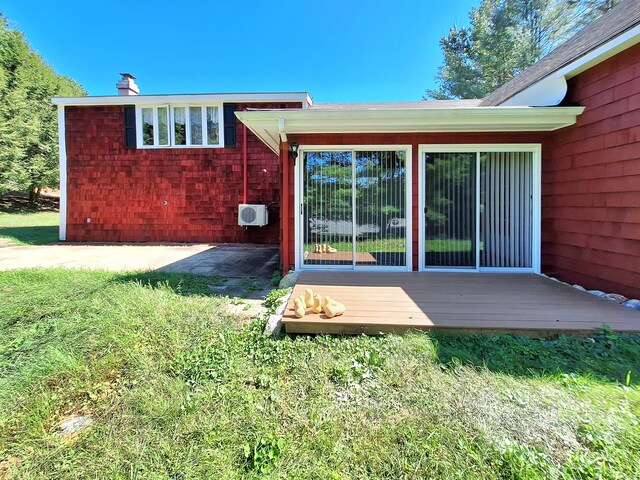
0;242;279;277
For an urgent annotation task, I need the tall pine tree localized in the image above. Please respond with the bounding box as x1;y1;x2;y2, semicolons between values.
425;0;621;100
0;15;85;201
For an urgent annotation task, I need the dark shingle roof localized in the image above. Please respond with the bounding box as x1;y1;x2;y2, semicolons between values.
481;0;640;106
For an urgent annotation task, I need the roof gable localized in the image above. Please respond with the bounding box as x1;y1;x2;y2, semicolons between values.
481;0;640;106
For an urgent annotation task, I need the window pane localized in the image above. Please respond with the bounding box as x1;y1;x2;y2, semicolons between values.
157;106;169;146
173;107;186;145
354;150;406;267
425;152;476;268
206;106;219;145
189;106;203;145
141;108;154;145
302;151;354;267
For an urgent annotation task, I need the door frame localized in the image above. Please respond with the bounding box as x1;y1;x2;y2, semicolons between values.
417;144;541;273
294;145;413;272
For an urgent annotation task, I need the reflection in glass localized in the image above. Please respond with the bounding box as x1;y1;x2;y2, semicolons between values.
302;151;353;266
173;107;186;145
189;106;203;145
206;106;219;145
141;108;154;145
424;153;476;268
157;106;169;146
354;151;406;266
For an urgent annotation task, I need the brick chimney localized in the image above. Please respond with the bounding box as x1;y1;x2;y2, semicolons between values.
116;73;139;96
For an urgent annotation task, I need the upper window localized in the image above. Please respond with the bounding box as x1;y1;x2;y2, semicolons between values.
138;105;223;148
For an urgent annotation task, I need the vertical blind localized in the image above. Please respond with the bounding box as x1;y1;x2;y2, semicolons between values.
480;151;533;268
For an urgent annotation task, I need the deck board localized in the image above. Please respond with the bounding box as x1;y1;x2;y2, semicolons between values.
282;271;640;335
304;251;378;264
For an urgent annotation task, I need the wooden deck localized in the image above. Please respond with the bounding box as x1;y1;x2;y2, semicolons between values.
282;271;640;335
304;251;378;264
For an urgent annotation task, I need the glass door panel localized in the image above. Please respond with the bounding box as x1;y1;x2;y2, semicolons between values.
302;151;354;266
480;152;533;268
354;150;407;267
424;152;476;268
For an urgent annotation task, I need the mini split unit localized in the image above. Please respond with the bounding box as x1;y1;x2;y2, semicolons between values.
238;204;268;226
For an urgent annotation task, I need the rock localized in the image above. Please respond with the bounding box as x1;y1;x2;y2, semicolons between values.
604;293;627;303
623;299;640;311
263;314;283;337
58;414;93;439
588;290;607;298
278;271;300;288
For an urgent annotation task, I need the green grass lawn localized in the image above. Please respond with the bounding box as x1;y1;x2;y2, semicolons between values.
1;269;639;478
304;239;471;253
0;211;59;245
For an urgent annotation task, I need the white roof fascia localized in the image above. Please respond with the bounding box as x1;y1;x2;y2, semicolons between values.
236;106;585;154
52;92;312;107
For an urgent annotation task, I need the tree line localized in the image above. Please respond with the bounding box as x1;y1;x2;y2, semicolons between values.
0;14;85;202
426;0;621;100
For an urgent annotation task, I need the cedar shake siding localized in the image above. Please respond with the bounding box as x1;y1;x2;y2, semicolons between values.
544;42;640;299
64;102;301;243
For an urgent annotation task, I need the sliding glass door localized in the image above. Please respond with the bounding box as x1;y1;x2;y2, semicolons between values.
422;147;537;271
301;149;408;269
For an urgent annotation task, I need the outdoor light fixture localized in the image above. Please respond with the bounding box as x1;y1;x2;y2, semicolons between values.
290;142;299;160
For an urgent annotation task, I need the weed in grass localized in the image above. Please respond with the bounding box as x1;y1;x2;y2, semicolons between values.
263;287;292;313
243;434;284;475
171;336;236;387
270;267;282;287
495;441;554;479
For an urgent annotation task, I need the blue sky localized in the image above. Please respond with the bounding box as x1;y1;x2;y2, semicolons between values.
3;0;478;102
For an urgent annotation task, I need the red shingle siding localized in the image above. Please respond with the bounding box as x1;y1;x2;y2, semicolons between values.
65;102;301;243
543;43;640;298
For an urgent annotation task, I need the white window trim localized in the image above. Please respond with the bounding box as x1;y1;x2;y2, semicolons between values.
417;144;541;274
135;103;224;149
294;145;413;272
58;105;67;241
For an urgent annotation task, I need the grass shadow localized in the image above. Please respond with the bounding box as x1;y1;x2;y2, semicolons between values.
432;328;640;385
0;225;59;245
111;271;226;297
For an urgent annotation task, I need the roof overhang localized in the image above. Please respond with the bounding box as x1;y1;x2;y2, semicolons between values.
236;106;585;153
52;92;313;107
502;23;640;106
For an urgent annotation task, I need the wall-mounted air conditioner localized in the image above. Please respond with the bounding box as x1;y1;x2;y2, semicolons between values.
238;204;268;227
